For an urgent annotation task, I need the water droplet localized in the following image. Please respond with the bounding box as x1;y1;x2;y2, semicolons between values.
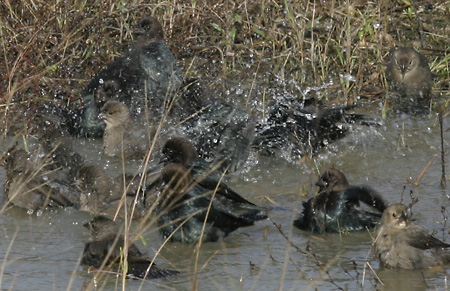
373;23;382;29
339;73;356;82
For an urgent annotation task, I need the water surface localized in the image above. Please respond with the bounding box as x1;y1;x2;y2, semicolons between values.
1;110;450;290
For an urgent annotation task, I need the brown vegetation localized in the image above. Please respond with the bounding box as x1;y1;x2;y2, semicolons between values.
1;1;449;136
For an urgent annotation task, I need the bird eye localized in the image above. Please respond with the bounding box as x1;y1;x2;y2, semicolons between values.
392;213;397;218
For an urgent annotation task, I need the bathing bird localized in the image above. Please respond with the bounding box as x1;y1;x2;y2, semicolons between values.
82;216;179;279
294;168;387;233
373;203;450;269
385;47;434;113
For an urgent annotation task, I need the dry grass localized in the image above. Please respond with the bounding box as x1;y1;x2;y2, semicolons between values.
0;0;449;136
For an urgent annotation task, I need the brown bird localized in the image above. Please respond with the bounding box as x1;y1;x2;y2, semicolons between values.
373;203;450;269
294;168;387;233
99;101;155;158
385;47;434;113
75;165;144;219
81;216;179;279
2;146;75;212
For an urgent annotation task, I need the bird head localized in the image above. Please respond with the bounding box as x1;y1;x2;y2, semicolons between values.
162;137;199;167
381;203;411;230
99;101;131;128
316;168;350;193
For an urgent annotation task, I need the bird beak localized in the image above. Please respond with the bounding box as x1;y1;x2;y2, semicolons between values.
315;179;327;188
400;64;407;75
83;222;91;229
397;211;409;227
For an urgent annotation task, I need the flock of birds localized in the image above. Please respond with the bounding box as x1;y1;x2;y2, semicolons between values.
1;14;443;280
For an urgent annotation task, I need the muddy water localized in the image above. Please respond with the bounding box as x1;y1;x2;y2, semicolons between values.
1;111;450;290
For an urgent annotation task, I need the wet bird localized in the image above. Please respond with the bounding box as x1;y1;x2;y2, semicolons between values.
385;47;434;113
75;165;144;219
253;96;375;160
294;168;387;233
148;163;264;243
68;16;182;137
161;137;267;218
99;101;155;158
82;216;179;279
2;146;76;211
373;203;450;269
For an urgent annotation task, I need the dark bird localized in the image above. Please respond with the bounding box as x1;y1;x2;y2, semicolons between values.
385;47;434;113
75;165;144;219
373;203;450;269
148;163;265;243
81;216;179;279
99;101;155;158
161;137;267;217
2;146;76;212
68;16;182;137
294;168;387;233
252;96;375;160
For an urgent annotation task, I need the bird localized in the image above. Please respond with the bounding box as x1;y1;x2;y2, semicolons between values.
68;15;182;137
252;96;376;159
147;163;265;243
293;168;387;233
2;146;76;212
75;165;144;219
133;16;182;107
81;215;179;279
161;137;267;218
373;203;450;269
99;100;155;158
385;47;434;113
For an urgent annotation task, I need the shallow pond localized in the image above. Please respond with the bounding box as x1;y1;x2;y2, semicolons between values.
1;107;450;290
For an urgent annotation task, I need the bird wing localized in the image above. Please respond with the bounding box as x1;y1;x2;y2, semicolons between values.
187;187;255;230
401;225;450;250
